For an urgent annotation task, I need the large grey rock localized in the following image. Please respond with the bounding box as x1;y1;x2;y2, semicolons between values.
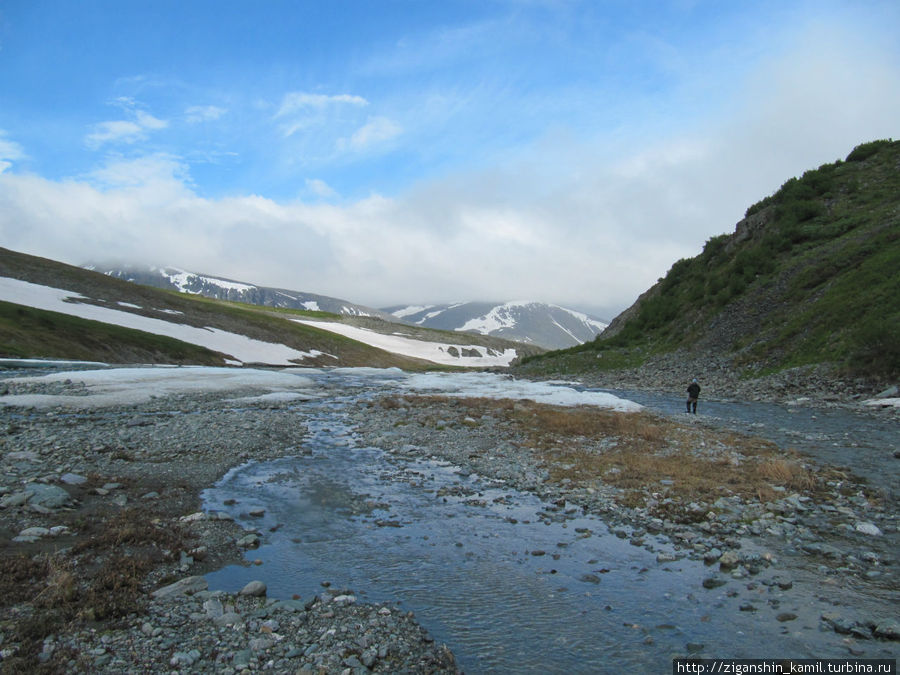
151;575;208;599
24;483;71;509
239;580;267;597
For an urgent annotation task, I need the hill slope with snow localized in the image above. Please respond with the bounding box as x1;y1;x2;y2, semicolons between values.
385;301;607;349
1;248;535;368
86;264;396;321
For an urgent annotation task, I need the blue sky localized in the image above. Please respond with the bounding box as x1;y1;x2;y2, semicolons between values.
1;0;898;318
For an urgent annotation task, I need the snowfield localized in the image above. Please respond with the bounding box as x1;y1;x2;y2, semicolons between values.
0;363;640;412
0;277;328;366
1;276;517;368
293;320;518;367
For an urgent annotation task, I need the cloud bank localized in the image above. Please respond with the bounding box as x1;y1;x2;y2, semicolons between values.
1;9;898;320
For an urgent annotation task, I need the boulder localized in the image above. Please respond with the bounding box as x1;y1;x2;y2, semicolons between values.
239;580;267;597
24;483;71;509
151;575;208;599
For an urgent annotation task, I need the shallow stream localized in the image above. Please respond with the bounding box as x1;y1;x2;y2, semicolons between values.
203;370;896;672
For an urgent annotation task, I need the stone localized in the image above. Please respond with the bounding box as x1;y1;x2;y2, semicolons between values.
821;612;857;635
0;492;29;508
59;473;87;485
151;575;208;599
213;612;244;627
18;526;51;538
873;619;900;640
237;533;260;549
239;580;267;597
718;551;741;569
23;483;71;509
855;521;883;536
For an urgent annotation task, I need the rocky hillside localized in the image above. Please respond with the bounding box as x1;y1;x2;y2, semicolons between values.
518;140;900;401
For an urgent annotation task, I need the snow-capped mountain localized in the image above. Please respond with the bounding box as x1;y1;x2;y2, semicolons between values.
383;301;608;350
84;264;396;321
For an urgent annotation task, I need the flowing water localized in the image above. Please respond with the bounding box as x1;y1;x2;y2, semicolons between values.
202;370;898;672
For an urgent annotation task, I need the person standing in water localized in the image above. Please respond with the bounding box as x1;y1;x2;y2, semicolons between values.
686;378;701;414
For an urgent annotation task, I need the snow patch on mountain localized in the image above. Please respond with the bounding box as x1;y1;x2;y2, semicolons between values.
385;301;608;350
294;320;518;367
0;277;328;366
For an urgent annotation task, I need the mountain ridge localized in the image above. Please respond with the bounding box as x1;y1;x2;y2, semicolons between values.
384;301;607;350
1;248;541;368
86;264;606;350
85;263;397;321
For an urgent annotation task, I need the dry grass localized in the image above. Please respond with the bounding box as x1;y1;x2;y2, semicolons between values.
0;507;189;672
757;458;817;491
392;395;823;514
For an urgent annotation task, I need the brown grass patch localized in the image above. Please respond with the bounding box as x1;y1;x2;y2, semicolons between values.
524;407;823;508
757;458;817;491
378;394;825;516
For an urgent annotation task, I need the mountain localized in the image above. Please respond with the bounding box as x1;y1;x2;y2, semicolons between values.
518;139;900;390
84;264;397;321
383;301;608;350
88;265;605;350
0;248;540;368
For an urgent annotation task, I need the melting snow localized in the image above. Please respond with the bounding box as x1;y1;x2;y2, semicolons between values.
390;305;433;319
295;320;517;367
159;268;257;294
401;371;642;412
0;365;640;412
0;366;318;409
0;277;327;366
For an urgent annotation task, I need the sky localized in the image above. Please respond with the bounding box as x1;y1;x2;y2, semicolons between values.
1;0;898;319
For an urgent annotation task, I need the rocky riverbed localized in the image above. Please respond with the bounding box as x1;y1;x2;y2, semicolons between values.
0;375;458;673
0;365;897;673
350;395;898;649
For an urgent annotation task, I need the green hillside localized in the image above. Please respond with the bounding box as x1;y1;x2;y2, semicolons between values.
520;139;900;381
0;248;535;369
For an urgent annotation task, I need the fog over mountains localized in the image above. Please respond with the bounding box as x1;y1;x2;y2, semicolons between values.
86;265;607;350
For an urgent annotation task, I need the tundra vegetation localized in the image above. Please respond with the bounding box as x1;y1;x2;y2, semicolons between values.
521;139;900;381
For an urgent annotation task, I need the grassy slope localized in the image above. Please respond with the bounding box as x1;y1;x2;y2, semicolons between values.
520;139;900;380
0;248;476;369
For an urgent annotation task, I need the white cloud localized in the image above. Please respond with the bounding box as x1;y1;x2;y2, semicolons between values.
305;178;337;199
0;131;25;173
185;105;227;123
3;16;898;320
275;92;368;118
340;116;403;152
274;91;370;139
85;109;169;149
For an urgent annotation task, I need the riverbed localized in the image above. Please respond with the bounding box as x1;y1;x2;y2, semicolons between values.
203;368;899;672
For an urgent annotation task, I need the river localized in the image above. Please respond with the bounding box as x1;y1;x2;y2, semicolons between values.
203;369;898;673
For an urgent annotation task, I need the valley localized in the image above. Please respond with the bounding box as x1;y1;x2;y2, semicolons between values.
0;364;896;672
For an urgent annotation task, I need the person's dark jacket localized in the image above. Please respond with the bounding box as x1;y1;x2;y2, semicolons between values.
687;382;701;398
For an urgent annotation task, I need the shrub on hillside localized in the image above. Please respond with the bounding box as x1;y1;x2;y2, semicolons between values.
846;139;893;162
